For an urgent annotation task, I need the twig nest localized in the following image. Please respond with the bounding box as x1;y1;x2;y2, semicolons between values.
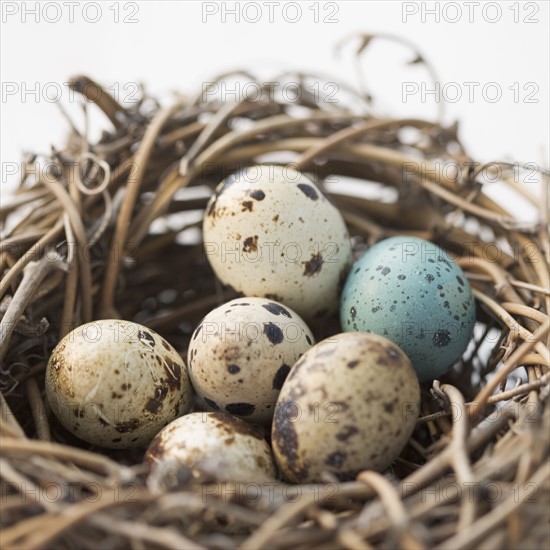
144;412;277;482
272;332;420;483
202;164;353;320
45;320;192;448
188;297;314;424
340;236;476;381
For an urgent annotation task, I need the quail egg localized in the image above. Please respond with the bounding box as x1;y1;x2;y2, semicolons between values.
46;320;193;448
341;236;475;381
272;332;420;483
202;164;352;320
144;412;277;482
188;297;314;424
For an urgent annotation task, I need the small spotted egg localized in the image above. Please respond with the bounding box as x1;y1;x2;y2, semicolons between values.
340;236;476;382
144;412;277;482
202;164;352;320
188;297;314;424
45;320;193;448
272;332;420;483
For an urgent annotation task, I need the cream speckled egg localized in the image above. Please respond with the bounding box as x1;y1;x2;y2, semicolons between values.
272;332;420;483
144;412;276;482
203;165;352;320
188;297;314;424
46;320;193;448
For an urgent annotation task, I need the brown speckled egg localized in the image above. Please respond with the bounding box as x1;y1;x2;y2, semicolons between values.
45;320;193;448
188;297;314;424
144;412;276;482
202;165;352;320
272;332;420;483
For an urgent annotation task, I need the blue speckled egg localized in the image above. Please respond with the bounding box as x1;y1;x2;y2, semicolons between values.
340;236;475;382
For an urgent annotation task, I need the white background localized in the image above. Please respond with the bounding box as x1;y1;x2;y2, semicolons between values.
1;1;549;220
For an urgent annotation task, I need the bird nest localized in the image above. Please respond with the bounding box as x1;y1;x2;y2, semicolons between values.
1;35;549;550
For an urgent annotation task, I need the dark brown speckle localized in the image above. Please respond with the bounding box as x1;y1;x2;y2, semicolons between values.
204;397;220;411
297;183;318;200
225;403;256;416
115;419;140;433
433;329;451;347
264;322;284;345
272;364;291;390
250;189;265;201
273;401;301;476
262;302;292;317
164;359;181;390
146;386;169;414
336;425;359;441
227;364;241;374
243;235;258;253
138;330;155;347
302;253;323;276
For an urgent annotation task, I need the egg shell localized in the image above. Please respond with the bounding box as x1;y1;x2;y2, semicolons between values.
340;236;476;382
46;320;193;448
188;297;314;424
144;412;276;482
272;332;420;483
203;164;352;320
